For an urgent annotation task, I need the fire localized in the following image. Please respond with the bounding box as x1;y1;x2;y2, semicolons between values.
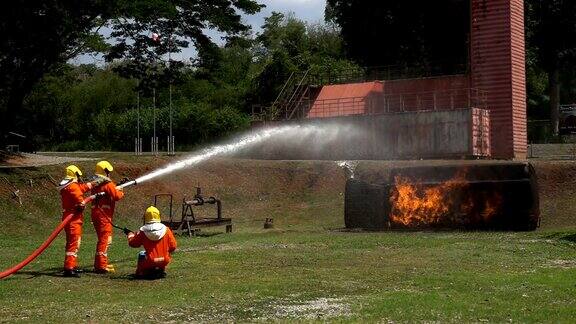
389;171;502;227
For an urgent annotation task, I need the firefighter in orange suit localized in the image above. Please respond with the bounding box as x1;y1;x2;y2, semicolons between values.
91;161;124;273
59;165;93;277
125;206;177;279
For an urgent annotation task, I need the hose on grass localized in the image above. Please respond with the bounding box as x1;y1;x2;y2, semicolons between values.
0;193;102;279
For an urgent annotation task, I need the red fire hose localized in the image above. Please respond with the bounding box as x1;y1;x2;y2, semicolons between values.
0;194;98;280
0;179;137;279
0;212;75;279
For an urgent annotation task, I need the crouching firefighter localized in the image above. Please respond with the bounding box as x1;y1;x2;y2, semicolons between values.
91;161;124;274
59;165;94;277
124;206;177;279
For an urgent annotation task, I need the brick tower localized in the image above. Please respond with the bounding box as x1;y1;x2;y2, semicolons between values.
470;0;527;159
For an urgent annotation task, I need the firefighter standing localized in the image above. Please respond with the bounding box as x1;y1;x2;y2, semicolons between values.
125;206;177;279
91;161;124;274
59;165;93;277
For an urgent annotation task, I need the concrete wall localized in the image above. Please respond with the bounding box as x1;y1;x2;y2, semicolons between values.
248;108;490;160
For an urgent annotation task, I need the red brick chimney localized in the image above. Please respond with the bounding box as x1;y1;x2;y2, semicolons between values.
470;0;527;159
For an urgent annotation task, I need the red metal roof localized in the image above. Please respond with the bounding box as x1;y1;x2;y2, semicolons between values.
307;81;383;118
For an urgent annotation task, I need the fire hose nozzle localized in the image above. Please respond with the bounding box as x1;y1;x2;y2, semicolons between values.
118;180;137;190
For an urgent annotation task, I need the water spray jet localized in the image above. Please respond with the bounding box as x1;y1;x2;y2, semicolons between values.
0;124;303;279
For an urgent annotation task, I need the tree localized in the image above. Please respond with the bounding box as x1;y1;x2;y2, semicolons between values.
325;0;469;73
106;0;262;93
526;0;576;135
252;12;361;104
0;0;263;145
0;0;111;143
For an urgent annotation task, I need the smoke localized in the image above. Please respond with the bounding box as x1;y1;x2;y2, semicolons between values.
133;121;365;185
336;161;359;179
241;120;368;160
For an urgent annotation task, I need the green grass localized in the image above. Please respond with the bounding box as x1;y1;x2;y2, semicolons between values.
1;228;575;322
1;159;576;322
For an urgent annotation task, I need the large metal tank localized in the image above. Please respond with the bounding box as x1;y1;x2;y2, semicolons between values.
345;162;540;231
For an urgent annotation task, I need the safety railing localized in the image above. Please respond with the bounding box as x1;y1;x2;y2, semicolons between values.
305;63;468;86
279;88;488;120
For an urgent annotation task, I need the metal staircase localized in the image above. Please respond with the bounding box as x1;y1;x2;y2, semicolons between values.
269;69;312;121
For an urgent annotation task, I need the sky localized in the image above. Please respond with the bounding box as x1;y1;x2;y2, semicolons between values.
72;0;326;65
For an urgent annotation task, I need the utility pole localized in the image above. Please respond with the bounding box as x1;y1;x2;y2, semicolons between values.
168;34;175;156
152;87;157;156
135;81;142;156
151;32;160;156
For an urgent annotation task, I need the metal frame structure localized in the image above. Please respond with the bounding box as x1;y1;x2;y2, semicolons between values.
153;188;232;237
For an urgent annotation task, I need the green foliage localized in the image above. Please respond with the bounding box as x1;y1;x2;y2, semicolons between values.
0;0;263;146
0;0;117;143
22;64;252;151
18;12;363;151
526;0;576;135
106;0;263;92
251;12;362;104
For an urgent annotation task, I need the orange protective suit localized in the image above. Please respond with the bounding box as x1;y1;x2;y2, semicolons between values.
59;180;92;271
91;179;124;271
127;223;177;276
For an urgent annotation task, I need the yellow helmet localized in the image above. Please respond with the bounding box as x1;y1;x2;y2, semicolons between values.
65;165;82;180
144;206;161;224
95;161;114;177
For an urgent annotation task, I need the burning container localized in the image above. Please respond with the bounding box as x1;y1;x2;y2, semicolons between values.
345;162;540;231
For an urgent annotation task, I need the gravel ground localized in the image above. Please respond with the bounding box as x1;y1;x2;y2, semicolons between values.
0;153;95;168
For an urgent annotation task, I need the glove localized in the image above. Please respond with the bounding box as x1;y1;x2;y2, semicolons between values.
74;203;85;213
118;177;131;186
123;227;133;235
94;191;106;201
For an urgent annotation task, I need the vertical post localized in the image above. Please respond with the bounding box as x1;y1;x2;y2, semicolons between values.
385;96;389;113
169;83;174;155
153;88;157;156
433;92;437;111
136;83;141;155
168;35;174;156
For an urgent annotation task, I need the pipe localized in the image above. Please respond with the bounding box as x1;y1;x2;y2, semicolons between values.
0;195;98;279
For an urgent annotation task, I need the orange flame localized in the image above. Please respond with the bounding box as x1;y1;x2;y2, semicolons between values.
389;171;502;227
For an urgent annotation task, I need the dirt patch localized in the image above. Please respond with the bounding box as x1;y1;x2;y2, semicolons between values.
258;297;352;320
532;161;576;229
546;259;576;269
1;157;575;233
178;244;243;253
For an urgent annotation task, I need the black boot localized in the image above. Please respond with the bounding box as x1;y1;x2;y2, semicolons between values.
63;269;80;278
